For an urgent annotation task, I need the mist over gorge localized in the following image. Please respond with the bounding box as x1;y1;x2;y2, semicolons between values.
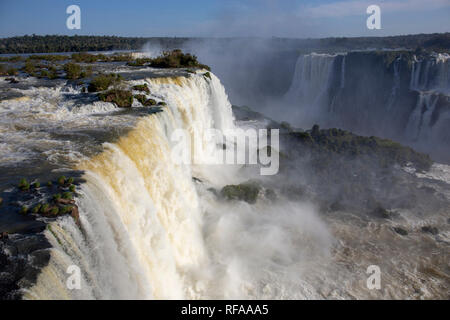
179;38;450;164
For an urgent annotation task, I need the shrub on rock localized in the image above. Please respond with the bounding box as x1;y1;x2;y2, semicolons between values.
99;89;133;108
220;183;261;204
132;84;150;93
64;62;82;80
88;73;122;92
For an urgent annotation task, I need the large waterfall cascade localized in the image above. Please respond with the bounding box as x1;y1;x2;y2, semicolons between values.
23;72;331;299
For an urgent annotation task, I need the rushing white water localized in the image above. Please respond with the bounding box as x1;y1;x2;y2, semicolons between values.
410;53;450;94
284;54;337;124
23;72;332;299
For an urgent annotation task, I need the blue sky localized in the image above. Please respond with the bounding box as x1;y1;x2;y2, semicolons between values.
0;0;449;38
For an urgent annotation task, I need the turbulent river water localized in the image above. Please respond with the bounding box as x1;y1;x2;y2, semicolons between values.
0;63;449;299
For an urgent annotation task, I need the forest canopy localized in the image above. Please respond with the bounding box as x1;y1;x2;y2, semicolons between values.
0;33;449;54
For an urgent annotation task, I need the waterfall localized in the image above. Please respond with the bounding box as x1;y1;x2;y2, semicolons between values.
386;57;401;111
284;51;450;162
23;74;233;299
284;53;338;124
340;55;346;89
410;53;450;94
23;72;332;299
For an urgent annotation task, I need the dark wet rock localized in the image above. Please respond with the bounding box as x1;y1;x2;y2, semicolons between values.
71;205;80;227
370;206;391;219
393;227;408;236
421;226;439;235
30;249;51;268
264;189;277;202
0;233;51;300
5;77;19;84
15;236;48;255
329;201;345;212
55;198;75;205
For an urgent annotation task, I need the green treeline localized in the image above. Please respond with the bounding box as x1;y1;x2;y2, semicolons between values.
0;33;448;54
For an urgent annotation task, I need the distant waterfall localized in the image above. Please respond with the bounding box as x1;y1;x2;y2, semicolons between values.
284;52;450;162
410;53;450;93
284;53;341;124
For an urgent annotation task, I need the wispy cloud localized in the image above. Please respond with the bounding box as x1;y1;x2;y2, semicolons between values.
299;0;450;18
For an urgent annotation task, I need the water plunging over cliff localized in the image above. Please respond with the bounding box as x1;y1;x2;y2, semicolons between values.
23;73;331;299
284;52;450;162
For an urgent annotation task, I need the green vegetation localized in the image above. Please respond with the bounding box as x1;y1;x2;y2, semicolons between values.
38;69;49;78
57;176;66;186
23;60;36;75
99;89;133;108
48;65;59;79
150;49;211;70
221;183;261;204
27;54;67;62
40;203;49;214
19;206;28;215
63;62;82;79
0;34;448;55
32;204;42;214
62;192;73;200
69;185;76;192
32;181;40;189
7;67;18;76
60;205;74;215
0;56;23;62
132;84;150;93
18;178;30;191
53;193;62;201
50;207;59;216
71;52;100;63
0;35;189;54
88;73;122;92
127;58;152;67
67;177;74;184
289;125;432;171
134;94;156;106
203;72;211;80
